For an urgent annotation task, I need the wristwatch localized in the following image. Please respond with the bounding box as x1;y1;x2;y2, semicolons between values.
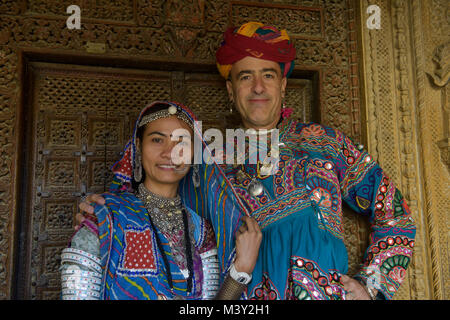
229;263;252;285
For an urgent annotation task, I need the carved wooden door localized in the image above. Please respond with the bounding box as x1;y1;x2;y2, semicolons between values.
16;61;313;299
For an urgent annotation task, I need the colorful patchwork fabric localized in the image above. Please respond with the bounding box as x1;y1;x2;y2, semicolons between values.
179;161;247;284
215;21;296;79
94;192;216;300
183;119;415;300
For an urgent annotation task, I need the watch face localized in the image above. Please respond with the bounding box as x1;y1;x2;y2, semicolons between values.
237;277;246;284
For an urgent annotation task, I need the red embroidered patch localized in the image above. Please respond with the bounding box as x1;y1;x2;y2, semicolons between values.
123;229;156;270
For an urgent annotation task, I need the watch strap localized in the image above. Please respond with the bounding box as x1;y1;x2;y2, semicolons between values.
229;263;252;285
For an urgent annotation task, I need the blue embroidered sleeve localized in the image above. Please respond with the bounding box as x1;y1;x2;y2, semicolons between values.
333;129;416;299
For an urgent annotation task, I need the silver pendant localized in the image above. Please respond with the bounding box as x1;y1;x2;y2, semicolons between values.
248;179;264;196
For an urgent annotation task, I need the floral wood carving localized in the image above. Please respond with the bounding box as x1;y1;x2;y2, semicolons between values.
427;42;449;171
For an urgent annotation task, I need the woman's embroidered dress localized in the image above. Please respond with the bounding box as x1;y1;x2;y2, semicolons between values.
93;192;216;300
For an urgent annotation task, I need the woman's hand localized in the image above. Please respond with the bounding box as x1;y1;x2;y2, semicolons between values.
75;194;105;228
234;216;262;274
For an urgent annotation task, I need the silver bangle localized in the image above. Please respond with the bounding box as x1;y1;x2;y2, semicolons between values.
61;257;102;273
62;275;102;286
62;248;101;264
201;249;220;300
62;295;98;300
61;249;102;274
61;268;102;280
62;281;102;292
62;288;101;299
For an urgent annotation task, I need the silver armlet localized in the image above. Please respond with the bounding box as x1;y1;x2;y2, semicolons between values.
60;248;103;300
200;248;220;300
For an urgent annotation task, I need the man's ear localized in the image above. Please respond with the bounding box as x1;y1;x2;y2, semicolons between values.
281;77;287;96
226;79;234;102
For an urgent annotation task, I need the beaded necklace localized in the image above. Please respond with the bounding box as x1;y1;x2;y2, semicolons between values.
137;184;194;295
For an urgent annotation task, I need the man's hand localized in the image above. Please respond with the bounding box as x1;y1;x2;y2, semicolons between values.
341;275;373;300
234;216;262;274
75;194;105;228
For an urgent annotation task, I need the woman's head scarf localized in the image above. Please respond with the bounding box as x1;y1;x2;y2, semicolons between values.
108;101;249;281
110;101;197;191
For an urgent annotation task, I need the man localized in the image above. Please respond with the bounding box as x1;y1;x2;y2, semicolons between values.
78;22;416;300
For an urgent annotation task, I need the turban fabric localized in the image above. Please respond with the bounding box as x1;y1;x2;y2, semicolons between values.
216;22;296;79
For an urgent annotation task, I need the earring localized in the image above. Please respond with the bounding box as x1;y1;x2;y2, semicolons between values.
192;164;200;188
281;101;294;119
134;148;142;182
229;100;233;114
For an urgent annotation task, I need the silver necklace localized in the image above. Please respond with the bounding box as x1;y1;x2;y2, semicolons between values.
235;140;283;197
137;184;184;235
136;184;194;276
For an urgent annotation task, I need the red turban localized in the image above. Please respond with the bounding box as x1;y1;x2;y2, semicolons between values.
216;22;296;79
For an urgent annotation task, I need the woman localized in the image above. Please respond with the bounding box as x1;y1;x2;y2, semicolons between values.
60;101;262;300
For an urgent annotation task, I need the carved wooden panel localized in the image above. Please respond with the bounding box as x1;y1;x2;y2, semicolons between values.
0;0;369;299
231;2;324;40
360;0;450;300
20;64;171;299
28;0;135;22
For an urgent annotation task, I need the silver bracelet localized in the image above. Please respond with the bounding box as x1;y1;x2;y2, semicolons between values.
62;295;97;300
61;250;102;273
61;249;103;300
62;275;102;286
61;267;102;279
201;249;220;300
62;281;102;292
63;248;101;263
61;248;102;269
62;288;101;298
